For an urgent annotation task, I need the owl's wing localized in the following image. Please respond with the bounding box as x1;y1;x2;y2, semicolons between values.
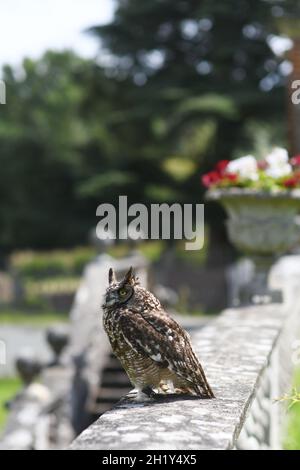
119;309;214;397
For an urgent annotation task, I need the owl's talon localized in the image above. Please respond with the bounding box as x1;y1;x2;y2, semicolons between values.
141;386;156;399
132;388;154;402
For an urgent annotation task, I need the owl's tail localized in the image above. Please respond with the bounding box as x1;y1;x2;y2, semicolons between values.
191;382;215;398
190;363;215;398
160;371;215;398
173;384;214;398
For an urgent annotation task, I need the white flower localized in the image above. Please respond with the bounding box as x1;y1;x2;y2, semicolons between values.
265;147;292;178
266;147;288;166
265;164;292;178
227;155;258;181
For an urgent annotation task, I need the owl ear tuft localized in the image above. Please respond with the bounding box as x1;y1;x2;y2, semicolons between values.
124;266;133;284
108;267;116;285
123;267;140;286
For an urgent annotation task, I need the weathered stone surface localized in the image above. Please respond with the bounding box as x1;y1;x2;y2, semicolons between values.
69;256;300;450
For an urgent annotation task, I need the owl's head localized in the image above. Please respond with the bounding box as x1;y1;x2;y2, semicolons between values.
103;266;140;308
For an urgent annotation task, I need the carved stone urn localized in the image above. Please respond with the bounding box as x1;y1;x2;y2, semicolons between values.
207;188;300;305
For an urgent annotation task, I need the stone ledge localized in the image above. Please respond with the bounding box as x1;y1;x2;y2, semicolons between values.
70;256;300;451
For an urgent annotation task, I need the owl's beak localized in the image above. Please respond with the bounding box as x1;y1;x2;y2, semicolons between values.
105;293;117;307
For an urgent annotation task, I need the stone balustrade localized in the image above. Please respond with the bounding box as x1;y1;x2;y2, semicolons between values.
0;251;150;450
69;255;300;450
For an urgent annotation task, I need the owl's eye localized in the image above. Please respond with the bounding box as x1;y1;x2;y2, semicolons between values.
118;288;127;296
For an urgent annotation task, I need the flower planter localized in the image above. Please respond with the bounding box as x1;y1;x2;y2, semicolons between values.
207;188;300;305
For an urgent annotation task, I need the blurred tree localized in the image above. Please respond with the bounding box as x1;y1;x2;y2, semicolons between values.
91;0;288;198
0;1;296;254
88;0;292;261
0;51;111;251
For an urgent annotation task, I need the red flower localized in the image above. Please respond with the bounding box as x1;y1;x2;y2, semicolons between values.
215;160;229;174
201;171;221;188
284;170;300;188
283;177;298;188
290;155;300;167
225;173;238;182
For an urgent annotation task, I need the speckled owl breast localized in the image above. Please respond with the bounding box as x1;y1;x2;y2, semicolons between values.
103;285;162;363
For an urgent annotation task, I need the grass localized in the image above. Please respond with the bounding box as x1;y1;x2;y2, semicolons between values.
0;309;69;326
283;369;300;450
0;377;21;431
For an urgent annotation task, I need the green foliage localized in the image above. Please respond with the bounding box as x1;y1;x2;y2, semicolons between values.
278;388;300;410
25;276;80;300
88;0;290;219
283;369;300;450
0;378;21;431
10;243;165;279
0;1;296;251
0;51;122;251
107;240;165;262
174;95;238;122
10;247;96;279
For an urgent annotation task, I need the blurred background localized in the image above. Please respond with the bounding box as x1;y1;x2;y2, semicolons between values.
0;0;300;450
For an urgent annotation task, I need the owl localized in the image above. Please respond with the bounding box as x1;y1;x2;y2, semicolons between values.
102;267;214;401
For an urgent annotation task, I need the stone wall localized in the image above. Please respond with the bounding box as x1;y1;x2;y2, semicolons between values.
0;251;150;449
70;256;300;450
